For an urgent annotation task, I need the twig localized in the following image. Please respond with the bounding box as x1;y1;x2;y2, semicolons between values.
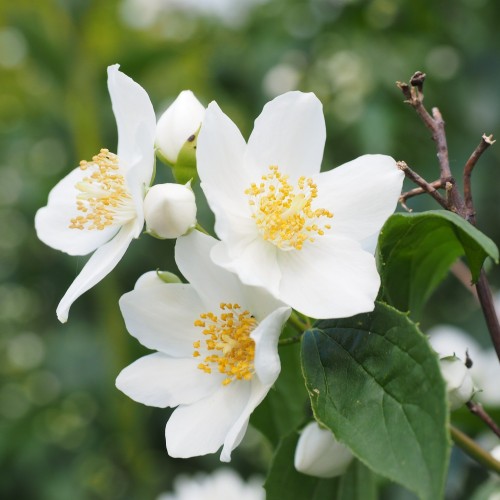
450;425;500;475
399;179;446;212
475;270;500;363
463;134;496;225
397;161;448;209
466;401;500;439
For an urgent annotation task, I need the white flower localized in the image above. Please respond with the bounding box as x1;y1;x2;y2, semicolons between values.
116;230;291;461
294;421;354;478
34;65;156;323
144;183;197;238
439;356;474;410
155;90;205;164
157;468;265;500
197;92;404;319
429;326;500;407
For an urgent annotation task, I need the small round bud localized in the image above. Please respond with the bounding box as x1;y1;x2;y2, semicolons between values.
294;421;353;478
155;91;205;165
439;356;474;411
144;183;197;239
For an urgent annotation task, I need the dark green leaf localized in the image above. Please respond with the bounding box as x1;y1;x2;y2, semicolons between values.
301;302;450;500
377;210;498;316
265;432;377;500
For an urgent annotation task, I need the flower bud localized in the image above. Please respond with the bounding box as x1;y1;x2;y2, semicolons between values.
155;91;205;165
439;356;474;410
144;183;197;239
294;421;354;478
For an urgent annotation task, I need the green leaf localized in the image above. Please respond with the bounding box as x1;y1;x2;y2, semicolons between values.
301;302;450;500
265;432;377;500
377;210;498;316
251;341;308;446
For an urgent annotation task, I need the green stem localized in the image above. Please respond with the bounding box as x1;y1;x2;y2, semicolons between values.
450;425;500;475
279;311;309;345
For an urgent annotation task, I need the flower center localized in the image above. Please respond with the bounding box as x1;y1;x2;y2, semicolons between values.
245;166;333;250
193;303;257;386
69;149;135;231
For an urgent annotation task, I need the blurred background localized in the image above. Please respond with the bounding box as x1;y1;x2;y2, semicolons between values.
1;0;499;498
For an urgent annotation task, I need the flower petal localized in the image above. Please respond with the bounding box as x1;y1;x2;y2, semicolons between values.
56;223;136;322
278;235;380;319
107;64;156;180
197;101;250;218
165;382;250;459
35;167;119;256
211;238;281;298
245;91;325;179
116;352;222;408
119;278;204;357
313;154;404;243
252;306;290;385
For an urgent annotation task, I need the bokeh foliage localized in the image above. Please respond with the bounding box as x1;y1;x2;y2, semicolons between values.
1;0;499;498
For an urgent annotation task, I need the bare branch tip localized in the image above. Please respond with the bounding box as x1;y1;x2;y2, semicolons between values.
410;71;426;90
483;133;496;145
397;160;408;171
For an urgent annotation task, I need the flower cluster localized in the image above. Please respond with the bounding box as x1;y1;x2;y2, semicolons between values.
35;65;404;465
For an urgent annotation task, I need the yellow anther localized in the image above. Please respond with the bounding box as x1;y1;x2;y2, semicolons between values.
245;165;333;250
69;148;134;231
193;303;257;386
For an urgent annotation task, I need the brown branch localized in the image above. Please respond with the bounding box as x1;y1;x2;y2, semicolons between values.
399;179;446;212
397;161;448;209
463;134;496;225
476;271;500;363
466;401;500;439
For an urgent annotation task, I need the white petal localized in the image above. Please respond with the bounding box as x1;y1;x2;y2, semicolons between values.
294;422;354;478
278;235;380;319
252;306;290;385
155;90;205;164
119;281;204;357
313;155;404;243
211;238;281;298
165;382;250;459
35;167;119;256
197;101;250;218
245;92;325;179
56;223;136;322
116;352;221;408
175;232;247;308
220;379;272;462
107;64;156;179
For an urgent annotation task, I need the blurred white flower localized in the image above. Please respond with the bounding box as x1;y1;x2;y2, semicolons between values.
155;90;205;165
116;231;291;461
429;325;500;407
144;183;197;238
35;65;156;322
157;468;264;500
294;421;353;478
439;356;474;410
197;91;403;319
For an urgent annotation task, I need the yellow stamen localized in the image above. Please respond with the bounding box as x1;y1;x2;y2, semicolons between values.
244;166;333;250
69;148;134;231
193;302;257;386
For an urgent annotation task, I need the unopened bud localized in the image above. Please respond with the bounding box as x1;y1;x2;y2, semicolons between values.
144;183;197;239
155;91;205;165
294;421;354;478
439;356;474;410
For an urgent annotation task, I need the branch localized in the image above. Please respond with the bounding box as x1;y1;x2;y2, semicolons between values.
399;179;446;212
463;134;496;225
450;425;500;475
397;161;448;209
475;270;500;363
466;400;500;439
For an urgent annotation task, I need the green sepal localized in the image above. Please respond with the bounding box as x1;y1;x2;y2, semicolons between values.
155;270;182;284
